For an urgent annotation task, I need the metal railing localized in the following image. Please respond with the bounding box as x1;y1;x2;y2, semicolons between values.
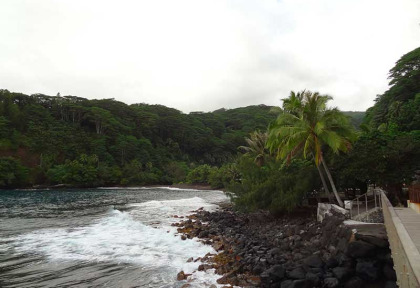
381;188;420;288
349;187;382;220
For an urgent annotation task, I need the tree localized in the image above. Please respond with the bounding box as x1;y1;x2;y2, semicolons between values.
239;131;269;166
267;90;356;207
366;46;420;131
0;157;28;188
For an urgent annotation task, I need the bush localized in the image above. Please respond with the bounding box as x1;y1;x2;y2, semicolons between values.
228;156;319;213
186;164;213;184
47;154;99;187
208;164;239;189
0;157;29;188
164;161;188;184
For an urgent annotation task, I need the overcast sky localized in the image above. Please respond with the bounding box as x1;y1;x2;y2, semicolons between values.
0;0;419;113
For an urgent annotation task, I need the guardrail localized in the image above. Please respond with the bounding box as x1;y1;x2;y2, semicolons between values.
380;189;420;288
349;188;382;220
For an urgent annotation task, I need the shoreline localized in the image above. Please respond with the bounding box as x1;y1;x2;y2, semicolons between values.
9;183;219;191
173;205;397;287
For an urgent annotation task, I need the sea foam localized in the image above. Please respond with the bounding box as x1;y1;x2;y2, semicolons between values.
12;196;229;287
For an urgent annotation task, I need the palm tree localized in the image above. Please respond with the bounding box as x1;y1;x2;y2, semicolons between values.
239;131;269;167
267;90;356;207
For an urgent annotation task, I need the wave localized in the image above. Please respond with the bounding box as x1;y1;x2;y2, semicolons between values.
13;210;214;272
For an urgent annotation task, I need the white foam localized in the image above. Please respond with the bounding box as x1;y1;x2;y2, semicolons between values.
12;195;230;287
128;196;221;228
17;210;206;266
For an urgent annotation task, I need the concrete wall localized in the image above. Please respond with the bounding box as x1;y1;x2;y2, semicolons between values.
381;191;420;287
317;203;349;222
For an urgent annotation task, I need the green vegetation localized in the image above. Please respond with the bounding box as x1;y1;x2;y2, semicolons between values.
226;46;419;211
334;46;420;204
267;91;356;207
1;46;418;212
0;91;276;188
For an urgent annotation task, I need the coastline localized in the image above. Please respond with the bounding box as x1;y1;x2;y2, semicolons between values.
173;205;397;288
17;183;219;191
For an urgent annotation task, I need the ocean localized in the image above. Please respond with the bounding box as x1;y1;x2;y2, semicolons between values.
0;187;229;287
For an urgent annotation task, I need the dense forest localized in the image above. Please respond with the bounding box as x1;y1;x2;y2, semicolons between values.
1;47;419;213
214;46;420;212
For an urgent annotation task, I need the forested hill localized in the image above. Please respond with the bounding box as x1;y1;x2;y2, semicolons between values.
342;111;365;129
0;90;280;187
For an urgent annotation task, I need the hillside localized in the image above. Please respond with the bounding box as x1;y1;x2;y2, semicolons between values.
0;90;277;187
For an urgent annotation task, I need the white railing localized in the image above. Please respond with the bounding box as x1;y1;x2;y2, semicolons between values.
349;187;382;220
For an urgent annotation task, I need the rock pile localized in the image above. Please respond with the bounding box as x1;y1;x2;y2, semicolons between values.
174;207;397;287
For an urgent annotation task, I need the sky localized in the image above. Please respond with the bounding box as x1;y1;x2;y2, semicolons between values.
0;0;419;113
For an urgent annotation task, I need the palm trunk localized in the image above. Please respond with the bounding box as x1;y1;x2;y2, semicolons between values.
316;164;333;203
321;158;344;207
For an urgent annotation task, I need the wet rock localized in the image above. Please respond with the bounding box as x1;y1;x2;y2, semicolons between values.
305;272;320;286
383;264;397;281
269;247;282;256
356;259;380;281
343;276;365;288
186;257;193;262
355;234;389;248
252;263;265;275
181;235;187;240
346;241;376;258
288;267;306;280
198;264;212;271
177;271;189;281
304;254;323;268
291;279;309;288
385;281;398;288
332;266;354;282
261;264;285;281
325;257;338;268
323;277;339;288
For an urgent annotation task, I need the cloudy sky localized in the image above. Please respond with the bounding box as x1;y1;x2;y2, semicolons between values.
0;0;418;113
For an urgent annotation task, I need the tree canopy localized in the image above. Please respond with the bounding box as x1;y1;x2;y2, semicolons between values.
0;90;277;188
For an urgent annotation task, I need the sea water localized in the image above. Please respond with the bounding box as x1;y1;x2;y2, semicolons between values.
0;187;229;287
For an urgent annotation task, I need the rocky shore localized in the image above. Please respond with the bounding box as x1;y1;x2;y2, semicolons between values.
173;205;397;288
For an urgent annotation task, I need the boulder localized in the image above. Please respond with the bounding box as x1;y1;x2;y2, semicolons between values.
269;247;282;256
346;241;376;258
288;267;306;280
177;271;188;281
291;279;309;288
252;263;265;275
304;254;324;268
344;276;365;288
261;265;285;281
383;264;397;281
323;277;339;288
326;257;339;268
384;281;398;288
305;272;320;286
356;234;389;248
332;266;354;282
281;280;294;288
356;259;380;281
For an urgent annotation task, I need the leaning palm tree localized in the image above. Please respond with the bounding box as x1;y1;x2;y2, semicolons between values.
267;90;356;207
239;131;269;167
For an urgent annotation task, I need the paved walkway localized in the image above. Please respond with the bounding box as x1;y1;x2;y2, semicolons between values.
394;207;420;251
